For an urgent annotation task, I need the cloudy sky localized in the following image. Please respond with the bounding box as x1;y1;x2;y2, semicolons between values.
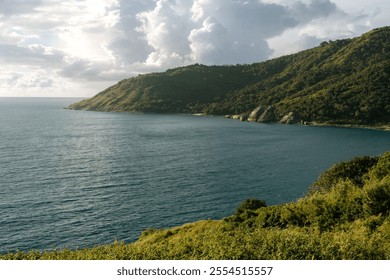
0;0;389;97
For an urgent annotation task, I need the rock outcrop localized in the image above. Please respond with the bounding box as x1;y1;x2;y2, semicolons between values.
228;113;248;121
258;106;276;123
279;112;297;124
229;108;299;125
247;106;265;122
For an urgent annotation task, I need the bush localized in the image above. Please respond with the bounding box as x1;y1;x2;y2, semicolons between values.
308;156;378;194
363;151;390;216
255;205;285;228
367;152;390;181
364;180;390;215
235;199;267;214
226;199;266;224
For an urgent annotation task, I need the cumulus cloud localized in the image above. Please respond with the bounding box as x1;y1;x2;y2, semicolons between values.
107;1;153;65
132;0;339;65
188;0;291;64
0;43;64;65
0;0;389;97
267;0;375;57
136;0;193;66
4;72;53;88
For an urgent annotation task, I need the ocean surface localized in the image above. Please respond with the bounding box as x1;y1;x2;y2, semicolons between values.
0;97;389;254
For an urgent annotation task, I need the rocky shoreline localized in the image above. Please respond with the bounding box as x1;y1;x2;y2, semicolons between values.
223;105;390;131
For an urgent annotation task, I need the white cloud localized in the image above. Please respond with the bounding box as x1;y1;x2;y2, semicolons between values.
0;0;389;97
267;0;375;57
187;0;298;64
136;0;193;66
2;71;53;88
0;0;123;96
0;43;64;65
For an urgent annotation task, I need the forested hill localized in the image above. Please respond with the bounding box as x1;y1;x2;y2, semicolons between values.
68;26;390;126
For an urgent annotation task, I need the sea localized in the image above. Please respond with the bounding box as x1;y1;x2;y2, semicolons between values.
0;97;389;254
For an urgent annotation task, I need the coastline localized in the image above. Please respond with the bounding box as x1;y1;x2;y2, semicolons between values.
305;122;390;131
67;106;390;131
216;113;390;131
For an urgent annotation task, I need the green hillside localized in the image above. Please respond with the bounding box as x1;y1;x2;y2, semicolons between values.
3;151;390;260
68;26;390;127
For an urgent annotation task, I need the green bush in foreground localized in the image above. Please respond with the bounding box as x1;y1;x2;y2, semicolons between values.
2;152;390;260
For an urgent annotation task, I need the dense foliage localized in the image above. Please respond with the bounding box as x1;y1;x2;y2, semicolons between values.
2;151;390;260
68;27;390;126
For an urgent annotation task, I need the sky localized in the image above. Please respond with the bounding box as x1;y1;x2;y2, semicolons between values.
0;0;389;97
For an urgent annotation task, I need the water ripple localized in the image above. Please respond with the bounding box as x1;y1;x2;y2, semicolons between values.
0;98;389;253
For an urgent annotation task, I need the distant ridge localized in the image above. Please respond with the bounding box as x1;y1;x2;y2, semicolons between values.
68;27;390;127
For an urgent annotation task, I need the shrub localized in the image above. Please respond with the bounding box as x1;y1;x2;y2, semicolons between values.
226;199;266;223
255;206;285;228
364;180;390;215
235;199;267;214
308;156;378;194
366;151;390;181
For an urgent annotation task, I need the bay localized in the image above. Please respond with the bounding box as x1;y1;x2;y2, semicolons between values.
0;97;389;254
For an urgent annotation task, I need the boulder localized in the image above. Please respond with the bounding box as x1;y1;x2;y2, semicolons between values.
231;113;248;121
258;105;276;123
240;114;248;122
279;112;296;124
247;106;265;122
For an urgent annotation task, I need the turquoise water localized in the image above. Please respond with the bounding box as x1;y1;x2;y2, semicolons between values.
0;98;389;254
